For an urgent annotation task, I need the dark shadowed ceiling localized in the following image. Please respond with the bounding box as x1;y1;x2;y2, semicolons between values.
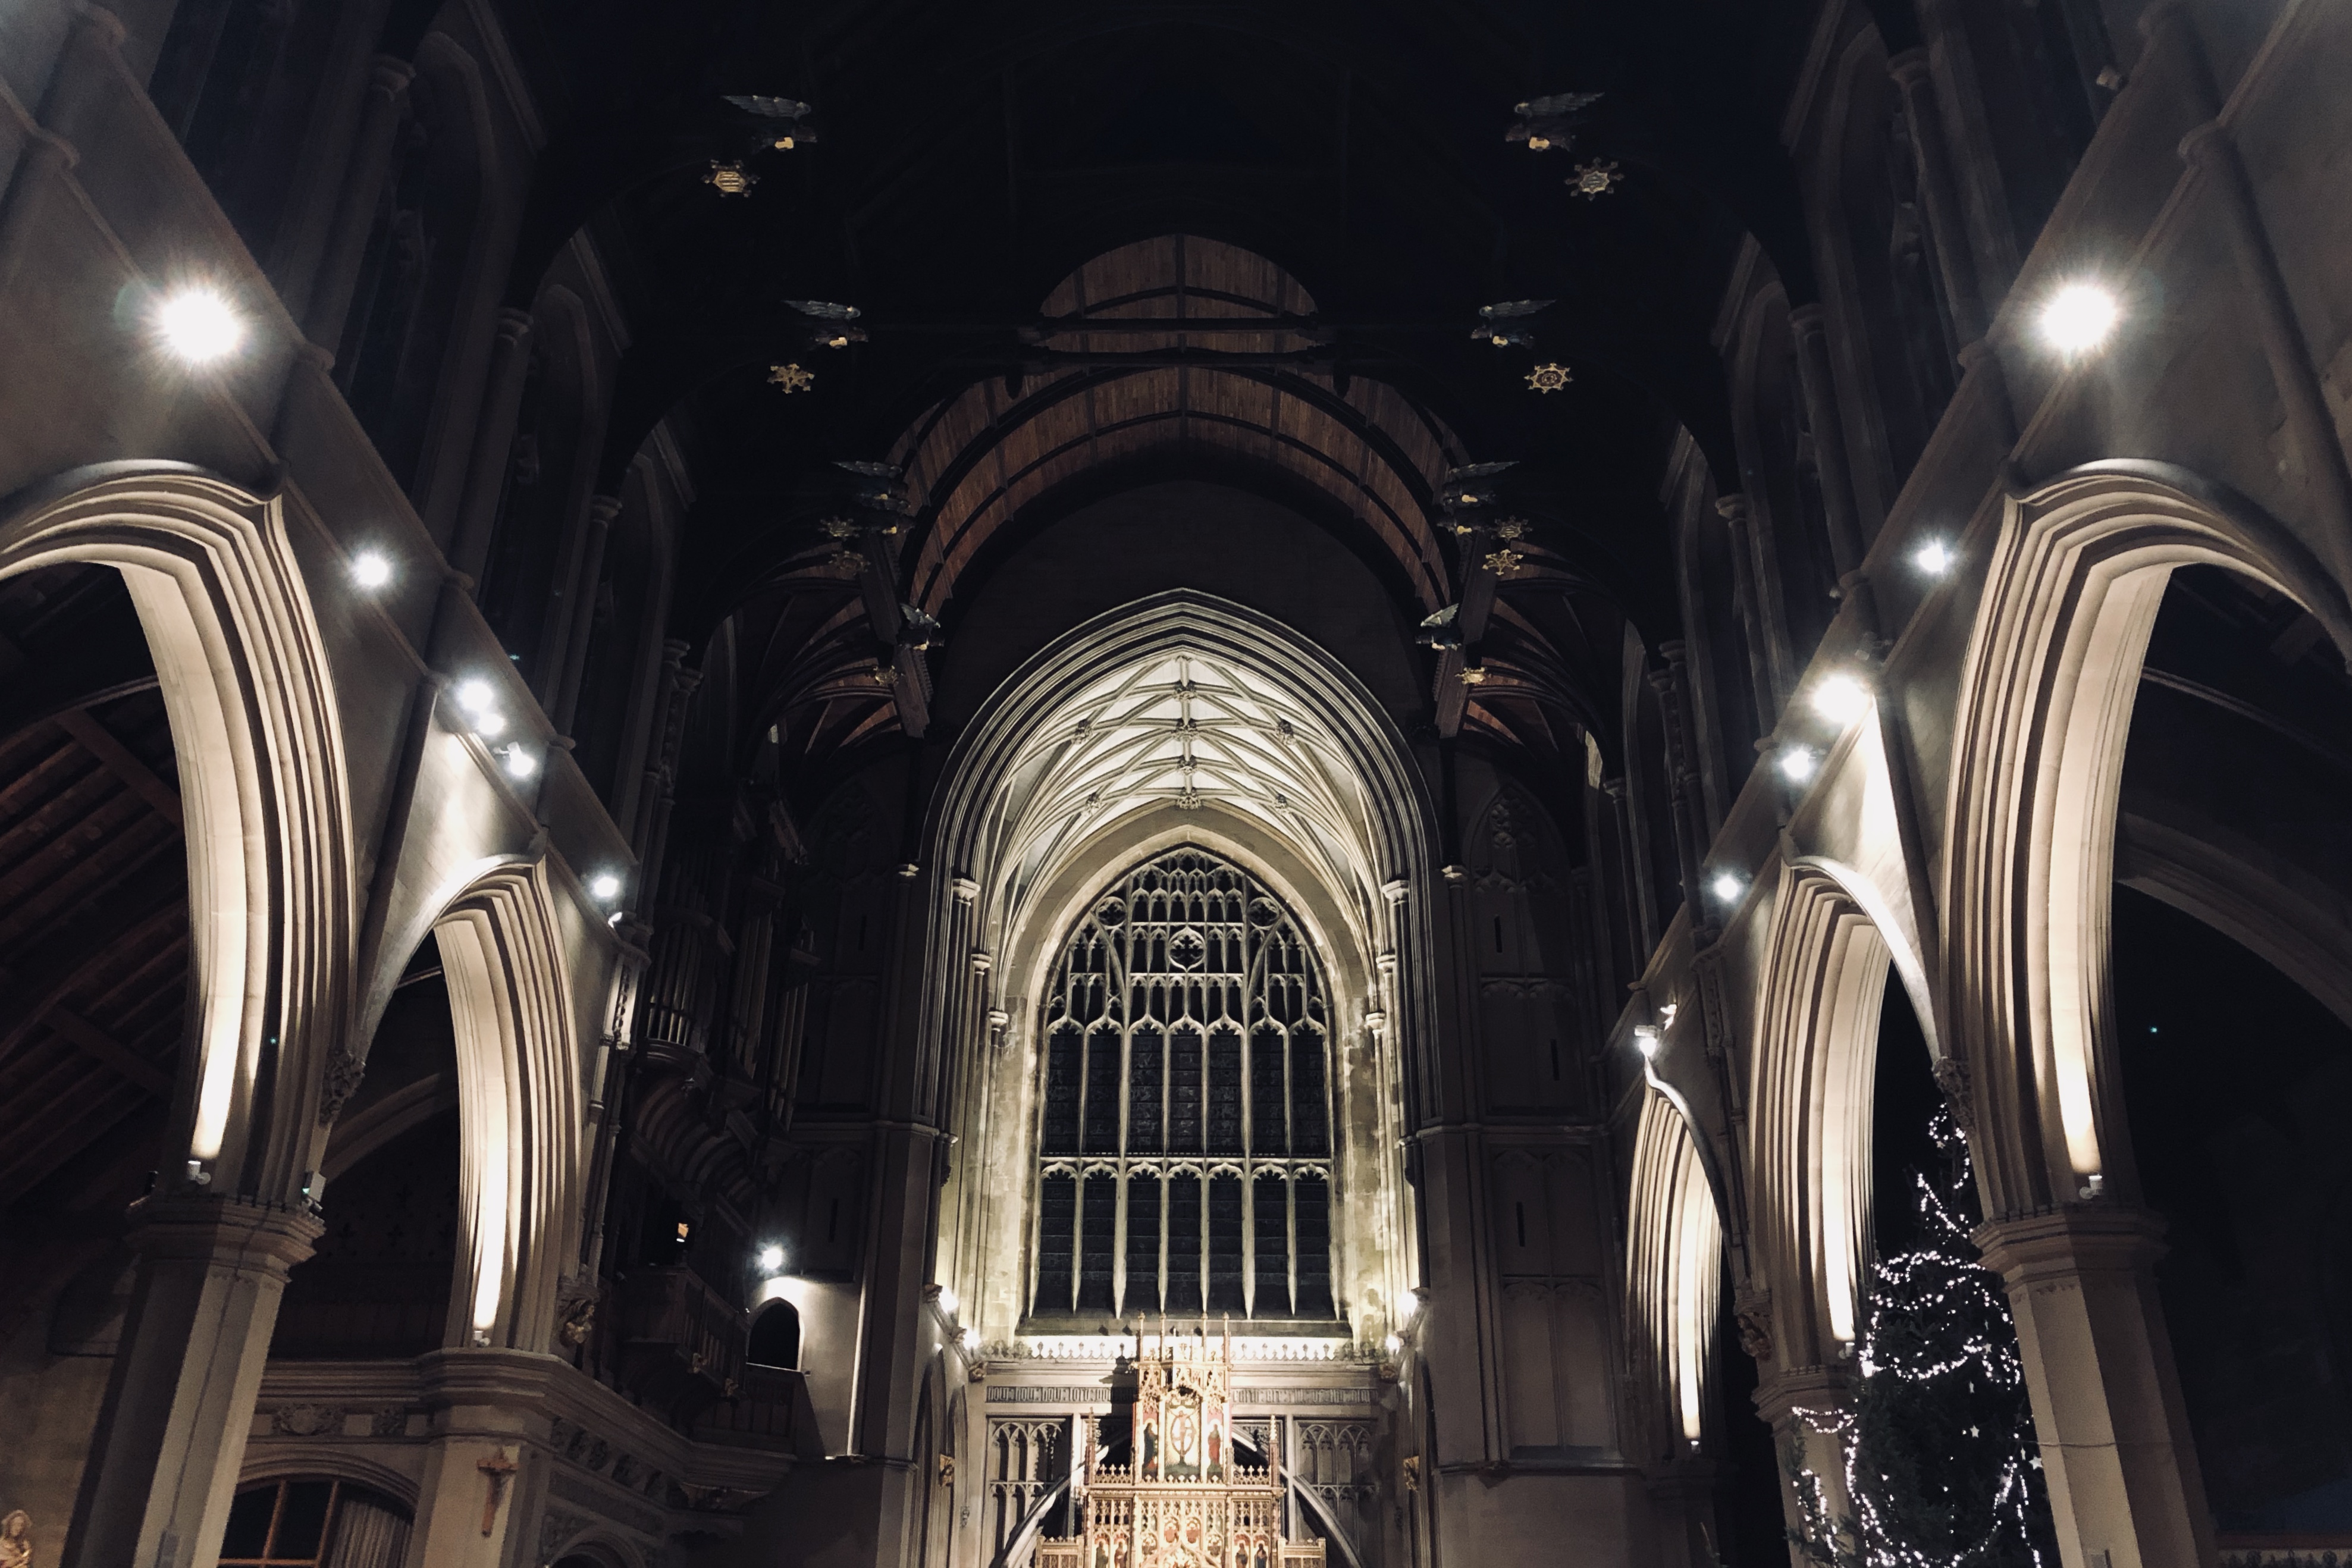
485;0;1839;799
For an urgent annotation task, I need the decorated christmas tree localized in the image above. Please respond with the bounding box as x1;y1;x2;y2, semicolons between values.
1789;1111;2058;1567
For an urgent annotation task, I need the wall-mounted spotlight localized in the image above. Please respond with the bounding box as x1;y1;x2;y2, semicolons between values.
501;744;538;780
589;871;623;901
937;1284;960;1318
1777;745;1818;783
155;286;246;364
1913;538;1954;577
960;1326;981;1353
350;550;393;590
758;1244;785;1274
2037;280;2120;357
1632;1024;1661;1059
1709;871;1744;905
1810;673;1870;726
454;678;507;738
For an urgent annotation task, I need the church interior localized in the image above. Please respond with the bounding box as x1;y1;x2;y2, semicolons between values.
1;0;2350;1564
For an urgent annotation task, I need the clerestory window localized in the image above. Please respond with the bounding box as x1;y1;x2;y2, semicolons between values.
1030;850;1335;1324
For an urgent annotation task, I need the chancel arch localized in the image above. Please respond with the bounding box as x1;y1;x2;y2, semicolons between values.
926;591;1437;1353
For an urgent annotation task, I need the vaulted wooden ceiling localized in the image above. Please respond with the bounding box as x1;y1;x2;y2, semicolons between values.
0;565;185;1211
490;0;1831;800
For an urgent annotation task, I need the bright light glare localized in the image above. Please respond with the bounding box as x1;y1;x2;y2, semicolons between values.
1914;539;1953;577
937;1285;959;1318
502;745;537;779
1810;674;1870;725
1778;747;1818;783
351;550;392;589
156;287;245;363
960;1326;981;1353
455;680;495;714
589;872;623;901
758;1244;785;1273
1633;1025;1661;1059
473;708;506;738
1384;1333;1403;1354
1395;1295;1416;1325
2038;281;2119;356
1710;871;1743;904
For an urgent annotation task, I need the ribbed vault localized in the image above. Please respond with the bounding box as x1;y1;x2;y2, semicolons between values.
984;647;1382;932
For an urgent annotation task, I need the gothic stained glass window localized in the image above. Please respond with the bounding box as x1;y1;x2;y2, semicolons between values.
1029;850;1337;1322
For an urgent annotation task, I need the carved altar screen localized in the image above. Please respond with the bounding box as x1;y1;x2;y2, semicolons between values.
1031;851;1335;1323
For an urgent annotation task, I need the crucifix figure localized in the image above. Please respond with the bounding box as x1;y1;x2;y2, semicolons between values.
477;1450;519;1536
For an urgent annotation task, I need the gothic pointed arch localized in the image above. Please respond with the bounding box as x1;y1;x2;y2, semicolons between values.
431;857;588;1351
924;591;1437;1349
1626;1089;1724;1460
1942;462;2352;1216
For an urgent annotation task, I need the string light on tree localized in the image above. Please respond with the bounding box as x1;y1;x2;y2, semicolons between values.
1786;1111;2057;1567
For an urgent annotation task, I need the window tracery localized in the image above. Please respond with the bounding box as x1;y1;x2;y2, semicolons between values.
1031;851;1335;1324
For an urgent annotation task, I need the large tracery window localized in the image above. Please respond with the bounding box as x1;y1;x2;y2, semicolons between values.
1031;851;1336;1324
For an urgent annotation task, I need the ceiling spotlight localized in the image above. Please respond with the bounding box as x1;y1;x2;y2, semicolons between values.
2037;281;2120;356
155;287;246;364
1710;871;1744;904
350;550;392;589
501;744;537;779
758;1244;785;1274
1632;1024;1661;1059
1778;746;1818;783
589;872;623;901
1810;673;1870;726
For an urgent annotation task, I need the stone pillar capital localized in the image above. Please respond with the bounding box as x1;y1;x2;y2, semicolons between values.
1751;1363;1854;1429
125;1191;324;1271
368;53;415;98
415;1346;569;1413
1713;493;1752;529
1972;1203;2169;1282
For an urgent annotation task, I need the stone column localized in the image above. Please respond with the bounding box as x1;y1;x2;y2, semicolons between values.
1654;644;1712;906
1973;1208;2213;1568
1786;308;1867;579
2179;120;2352;588
403;1349;560;1568
1914;0;2024;306
65;1195;323;1568
551;494;621;735
302;57;414;357
1754;1366;1854;1568
1646;670;1703;923
1887;50;1986;347
1645;1460;1723;1568
1600;777;1652;965
1715;496;1787;725
450;309;535;588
